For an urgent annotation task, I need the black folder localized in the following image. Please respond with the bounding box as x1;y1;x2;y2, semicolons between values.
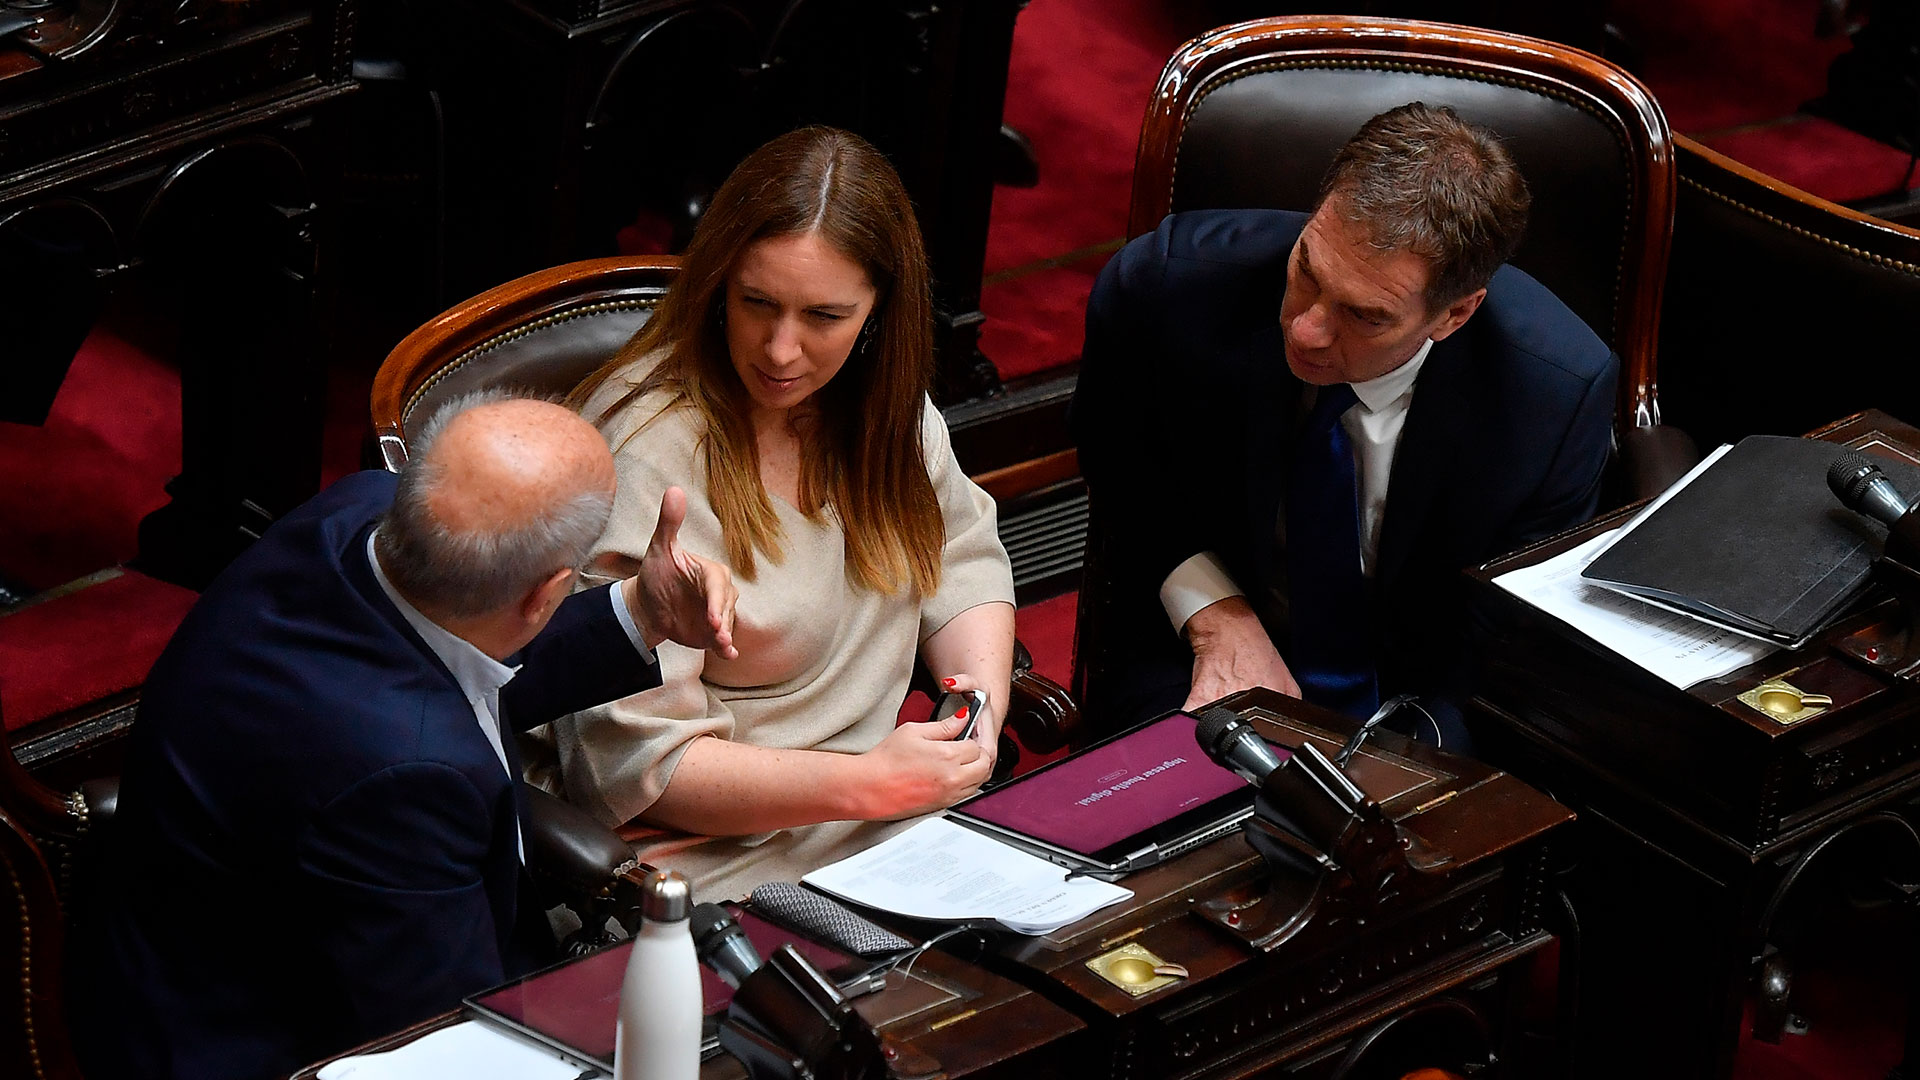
1581;435;1920;647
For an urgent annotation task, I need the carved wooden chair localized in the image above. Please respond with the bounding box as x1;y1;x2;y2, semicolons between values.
372;254;1078;936
1072;15;1693;722
0;698;114;1080
1657;135;1920;450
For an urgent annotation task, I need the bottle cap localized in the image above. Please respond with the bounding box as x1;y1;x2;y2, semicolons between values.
640;869;693;923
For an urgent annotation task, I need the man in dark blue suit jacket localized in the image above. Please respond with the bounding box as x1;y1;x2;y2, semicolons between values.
73;394;739;1080
1073;104;1617;745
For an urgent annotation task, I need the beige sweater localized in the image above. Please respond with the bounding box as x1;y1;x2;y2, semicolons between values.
540;350;1015;900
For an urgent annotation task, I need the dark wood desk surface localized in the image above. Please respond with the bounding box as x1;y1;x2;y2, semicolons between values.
967;688;1571;1079
1465;408;1920;1079
1470;408;1920;861
296;690;1571;1080
292;945;1084;1080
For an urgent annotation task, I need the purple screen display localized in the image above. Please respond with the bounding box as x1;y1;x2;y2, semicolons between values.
471;910;848;1062
959;712;1280;855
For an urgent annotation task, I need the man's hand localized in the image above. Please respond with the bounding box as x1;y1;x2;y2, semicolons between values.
1182;595;1299;709
852;715;994;820
623;486;739;659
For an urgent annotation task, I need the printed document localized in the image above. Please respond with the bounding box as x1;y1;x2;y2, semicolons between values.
316;1020;582;1080
803;817;1132;934
1492;444;1776;688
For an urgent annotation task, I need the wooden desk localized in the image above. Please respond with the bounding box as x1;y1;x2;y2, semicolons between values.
1466;408;1920;1079
972;688;1571;1080
292;945;1084;1080
295;689;1569;1080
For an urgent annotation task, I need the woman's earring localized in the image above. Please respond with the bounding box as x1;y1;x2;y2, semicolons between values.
855;316;878;357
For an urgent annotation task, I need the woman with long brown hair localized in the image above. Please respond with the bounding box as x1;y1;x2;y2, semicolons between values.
543;127;1015;899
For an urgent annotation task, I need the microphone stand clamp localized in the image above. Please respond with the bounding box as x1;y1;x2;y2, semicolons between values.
1841;504;1920;679
1195;741;1452;952
718;944;944;1080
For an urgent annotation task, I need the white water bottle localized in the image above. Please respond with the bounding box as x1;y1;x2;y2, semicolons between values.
614;869;702;1080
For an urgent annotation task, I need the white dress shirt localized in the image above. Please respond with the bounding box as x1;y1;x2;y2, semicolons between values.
365;531;652;858
1159;338;1434;633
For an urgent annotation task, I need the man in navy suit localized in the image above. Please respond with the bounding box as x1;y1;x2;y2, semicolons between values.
73;393;739;1080
1073;103;1617;746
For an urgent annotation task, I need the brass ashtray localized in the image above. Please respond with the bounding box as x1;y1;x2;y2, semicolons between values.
1086;942;1187;997
1738;679;1834;725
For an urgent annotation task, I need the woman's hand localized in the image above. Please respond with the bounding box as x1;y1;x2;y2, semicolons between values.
854;715;994;820
935;672;999;760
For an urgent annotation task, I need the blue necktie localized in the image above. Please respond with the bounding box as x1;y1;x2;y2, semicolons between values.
1286;383;1380;718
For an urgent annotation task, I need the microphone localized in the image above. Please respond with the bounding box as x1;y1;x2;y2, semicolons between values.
1193;706;1366;856
690;902;762;989
748;882;914;958
1195;706;1285;786
1828;451;1914;527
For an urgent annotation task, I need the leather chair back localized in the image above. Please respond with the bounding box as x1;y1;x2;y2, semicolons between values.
1129;15;1675;432
1;805;82;1080
1657;136;1920;449
1;700;104;1080
370;256;680;469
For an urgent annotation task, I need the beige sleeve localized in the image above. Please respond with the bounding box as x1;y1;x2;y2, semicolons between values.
548;638;735;828
917;397;1016;640
549;378;735;828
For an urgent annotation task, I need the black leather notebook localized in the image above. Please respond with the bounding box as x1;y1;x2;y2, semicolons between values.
1581;435;1920;647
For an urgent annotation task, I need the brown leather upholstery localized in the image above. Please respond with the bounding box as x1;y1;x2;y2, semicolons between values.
1129;15;1677;438
370;255;682;470
1;705;99;1080
1658;136;1920;450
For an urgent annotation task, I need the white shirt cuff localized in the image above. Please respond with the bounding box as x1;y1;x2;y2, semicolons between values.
607;582;658;663
1160;552;1245;635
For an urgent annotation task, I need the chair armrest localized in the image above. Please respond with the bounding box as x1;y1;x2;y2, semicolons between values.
80;776;118;825
521;782;637;899
1003;642;1081;754
1621;423;1701;502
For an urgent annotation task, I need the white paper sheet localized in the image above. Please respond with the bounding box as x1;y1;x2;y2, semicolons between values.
802;817;1132;935
1491;444;1776;688
316;1020;588;1080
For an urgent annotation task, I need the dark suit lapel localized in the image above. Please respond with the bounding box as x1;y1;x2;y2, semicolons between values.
1377;334;1476;592
1241;324;1300;594
339;521;464;692
345;517;531;959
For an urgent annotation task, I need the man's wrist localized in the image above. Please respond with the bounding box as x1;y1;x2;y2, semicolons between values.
1161;551;1244;632
618;576;666;650
1184;594;1258;646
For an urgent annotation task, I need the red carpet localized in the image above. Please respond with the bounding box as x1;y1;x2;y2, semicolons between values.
1611;0;1851;132
0;325;179;592
977;0;1217;382
0;568;196;734
1611;0;1916;204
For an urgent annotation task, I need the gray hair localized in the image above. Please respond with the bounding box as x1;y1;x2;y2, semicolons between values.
1317;102;1531;310
375;388;614;617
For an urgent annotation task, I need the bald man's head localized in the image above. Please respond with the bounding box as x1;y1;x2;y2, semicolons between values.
376;392;616;618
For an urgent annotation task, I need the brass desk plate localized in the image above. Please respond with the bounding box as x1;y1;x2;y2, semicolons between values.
1737;679;1833;725
1086;942;1185;997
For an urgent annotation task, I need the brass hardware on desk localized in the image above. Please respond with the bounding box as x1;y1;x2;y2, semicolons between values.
1087;942;1186;996
927;1008;978;1032
1738;679;1833;725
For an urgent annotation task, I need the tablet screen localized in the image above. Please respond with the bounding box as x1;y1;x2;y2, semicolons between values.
467;908;856;1066
951;711;1275;863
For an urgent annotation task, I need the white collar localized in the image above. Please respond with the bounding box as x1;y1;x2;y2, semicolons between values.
365;530;518;702
1349;338;1432;413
